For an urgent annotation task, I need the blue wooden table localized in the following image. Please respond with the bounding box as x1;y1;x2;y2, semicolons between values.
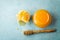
0;0;60;40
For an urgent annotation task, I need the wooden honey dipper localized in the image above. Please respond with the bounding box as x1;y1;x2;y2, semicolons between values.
24;29;56;35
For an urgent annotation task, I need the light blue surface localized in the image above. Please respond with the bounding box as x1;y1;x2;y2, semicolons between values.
0;0;60;40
